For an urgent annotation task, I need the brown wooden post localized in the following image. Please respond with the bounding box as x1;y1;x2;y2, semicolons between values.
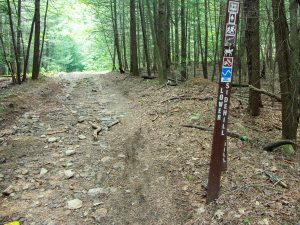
207;0;240;203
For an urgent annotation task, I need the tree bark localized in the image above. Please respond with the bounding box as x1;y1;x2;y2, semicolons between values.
32;0;40;80
174;0;179;68
111;0;124;73
272;0;299;140
39;0;49;69
16;0;22;83
157;0;167;83
245;0;262;116
7;0;21;83
139;0;151;77
130;0;139;76
22;13;35;81
180;0;187;80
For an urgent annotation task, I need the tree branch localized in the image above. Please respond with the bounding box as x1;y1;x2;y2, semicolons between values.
249;85;282;102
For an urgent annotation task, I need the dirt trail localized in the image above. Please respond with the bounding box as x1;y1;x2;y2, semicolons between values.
0;72;299;225
0;73;190;224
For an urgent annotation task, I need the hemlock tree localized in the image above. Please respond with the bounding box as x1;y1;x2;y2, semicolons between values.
32;0;41;80
272;0;299;140
130;0;139;76
244;0;262;116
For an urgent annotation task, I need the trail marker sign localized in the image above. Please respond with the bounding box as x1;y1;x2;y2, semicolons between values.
207;0;240;203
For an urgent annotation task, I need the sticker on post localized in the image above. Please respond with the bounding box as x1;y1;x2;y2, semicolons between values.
228;1;239;14
221;67;232;83
226;24;236;36
223;57;233;68
224;47;234;57
224;36;235;47
228;13;236;24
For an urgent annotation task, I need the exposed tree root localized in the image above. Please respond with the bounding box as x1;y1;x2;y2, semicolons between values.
263;140;296;151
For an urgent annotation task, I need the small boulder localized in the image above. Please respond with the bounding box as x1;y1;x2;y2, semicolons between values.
40;168;48;176
64;170;75;179
78;135;86;140
95;208;107;217
88;188;108;196
2;185;14;196
65;149;76;156
48;137;58;143
67;199;82;210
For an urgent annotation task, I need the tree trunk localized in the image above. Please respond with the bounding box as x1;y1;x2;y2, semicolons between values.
16;0;22;82
32;0;40;80
130;0;139;76
122;0;128;70
245;0;262;116
39;0;49;69
111;0;124;73
157;0;167;83
202;0;208;79
180;0;187;80
22;13;35;81
139;0;151;77
174;0;179;68
7;0;21;83
272;0;299;140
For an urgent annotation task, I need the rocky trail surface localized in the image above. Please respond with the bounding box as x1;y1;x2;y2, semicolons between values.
0;73;299;225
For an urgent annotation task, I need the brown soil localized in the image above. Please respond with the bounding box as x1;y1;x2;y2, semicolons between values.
0;72;299;225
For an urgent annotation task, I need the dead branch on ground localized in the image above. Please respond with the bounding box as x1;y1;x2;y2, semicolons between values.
249;85;282;102
264;171;288;188
47;128;69;135
182;124;245;140
88;121;102;140
161;95;213;103
107;120;120;129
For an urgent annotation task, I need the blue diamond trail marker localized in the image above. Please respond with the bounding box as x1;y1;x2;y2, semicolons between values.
207;0;240;203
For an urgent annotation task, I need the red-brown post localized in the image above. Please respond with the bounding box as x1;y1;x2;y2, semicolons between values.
207;0;240;203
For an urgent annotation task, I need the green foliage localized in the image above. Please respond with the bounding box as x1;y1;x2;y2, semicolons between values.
40;0;112;73
186;175;193;181
47;35;84;72
240;136;249;142
0;105;5;116
242;217;250;224
280;144;295;156
187;113;202;125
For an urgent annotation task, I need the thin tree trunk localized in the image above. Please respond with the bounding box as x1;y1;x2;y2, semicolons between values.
7;0;21;83
211;0;220;82
22;13;35;82
139;0;151;77
180;0;187;80
111;0;124;73
146;0;164;83
39;0;49;69
157;0;167;83
202;0;208;79
122;0;128;70
32;0;41;80
174;0;179;68
130;0;139;76
17;0;22;82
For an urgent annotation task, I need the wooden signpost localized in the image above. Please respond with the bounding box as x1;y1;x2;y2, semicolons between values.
207;0;240;203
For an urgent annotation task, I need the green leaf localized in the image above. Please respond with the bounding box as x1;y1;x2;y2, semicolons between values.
240;136;249;142
243;217;250;224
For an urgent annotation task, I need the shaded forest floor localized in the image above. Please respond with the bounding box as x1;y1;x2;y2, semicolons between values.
0;72;299;225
